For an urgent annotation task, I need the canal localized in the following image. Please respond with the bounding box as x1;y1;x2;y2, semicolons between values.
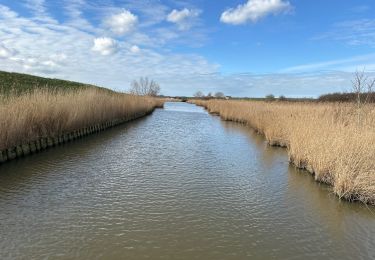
0;102;374;259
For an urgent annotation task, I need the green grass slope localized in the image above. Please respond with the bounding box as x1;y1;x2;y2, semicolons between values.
0;71;103;95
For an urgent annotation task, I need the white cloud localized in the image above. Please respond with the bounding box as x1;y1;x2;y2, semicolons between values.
92;37;118;55
7;56;63;74
167;8;197;23
24;0;47;15
63;0;97;33
220;0;292;25
105;10;138;35
281;53;375;73
130;45;141;53
0;44;16;59
167;8;201;30
0;5;18;18
119;1;169;27
23;0;58;24
315;19;375;48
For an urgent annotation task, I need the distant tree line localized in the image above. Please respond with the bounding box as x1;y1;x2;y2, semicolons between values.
318;92;375;103
192;91;312;102
265;94;290;102
193;91;226;99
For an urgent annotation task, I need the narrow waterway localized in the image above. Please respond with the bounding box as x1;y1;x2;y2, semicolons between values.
0;102;374;259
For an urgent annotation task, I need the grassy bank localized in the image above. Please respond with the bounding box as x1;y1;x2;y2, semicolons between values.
0;71;164;155
0;71;100;95
192;99;375;205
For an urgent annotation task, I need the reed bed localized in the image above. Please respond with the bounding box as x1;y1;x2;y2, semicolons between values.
0;88;163;151
193;99;375;205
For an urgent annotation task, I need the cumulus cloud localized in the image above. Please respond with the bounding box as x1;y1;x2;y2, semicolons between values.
105;10;138;35
130;45;141;53
167;8;201;30
220;0;292;25
92;37;118;56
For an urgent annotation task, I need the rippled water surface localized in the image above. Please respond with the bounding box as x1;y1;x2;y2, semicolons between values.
0;102;374;259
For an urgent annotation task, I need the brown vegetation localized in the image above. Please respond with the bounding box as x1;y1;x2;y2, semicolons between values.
192;99;375;205
0;88;163;151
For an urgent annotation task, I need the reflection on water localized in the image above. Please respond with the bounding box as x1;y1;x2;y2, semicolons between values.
0;102;374;260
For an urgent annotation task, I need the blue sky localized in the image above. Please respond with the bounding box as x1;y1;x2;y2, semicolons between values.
0;0;375;97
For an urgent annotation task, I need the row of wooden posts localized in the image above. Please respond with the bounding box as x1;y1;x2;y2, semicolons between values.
0;111;150;165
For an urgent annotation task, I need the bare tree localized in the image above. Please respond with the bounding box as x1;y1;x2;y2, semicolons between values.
365;78;375;104
194;91;204;98
214;92;225;98
130;77;160;96
352;70;375;125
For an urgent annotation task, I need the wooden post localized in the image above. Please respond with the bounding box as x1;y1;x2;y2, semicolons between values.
53;137;59;146
30;141;37;153
16;145;23;157
7;148;16;160
41;138;47;149
35;139;41;151
47;137;54;147
21;143;31;156
0;150;7;163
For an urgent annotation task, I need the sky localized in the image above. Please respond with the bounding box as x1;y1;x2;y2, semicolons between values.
0;0;375;97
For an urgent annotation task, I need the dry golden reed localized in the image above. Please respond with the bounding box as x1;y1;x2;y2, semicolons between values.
0;88;163;151
193;99;375;205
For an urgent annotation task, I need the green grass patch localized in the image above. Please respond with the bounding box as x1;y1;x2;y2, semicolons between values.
0;70;105;96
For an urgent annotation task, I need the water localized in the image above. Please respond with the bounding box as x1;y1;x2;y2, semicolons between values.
0;102;374;259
